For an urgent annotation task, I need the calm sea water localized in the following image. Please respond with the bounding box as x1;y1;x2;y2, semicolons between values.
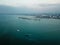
0;15;60;45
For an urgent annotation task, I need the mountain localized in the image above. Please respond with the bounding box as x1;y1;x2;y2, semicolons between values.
0;5;38;14
0;4;60;14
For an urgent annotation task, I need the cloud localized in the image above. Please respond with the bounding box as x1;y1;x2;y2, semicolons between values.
0;0;60;13
38;4;60;7
0;0;60;8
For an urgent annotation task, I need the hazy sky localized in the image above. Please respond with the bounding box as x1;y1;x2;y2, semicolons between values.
0;0;60;13
0;0;60;8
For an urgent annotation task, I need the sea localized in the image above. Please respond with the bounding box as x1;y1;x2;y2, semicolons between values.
0;15;60;45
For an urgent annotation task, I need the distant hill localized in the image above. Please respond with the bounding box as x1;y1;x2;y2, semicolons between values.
0;5;60;15
0;5;38;14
